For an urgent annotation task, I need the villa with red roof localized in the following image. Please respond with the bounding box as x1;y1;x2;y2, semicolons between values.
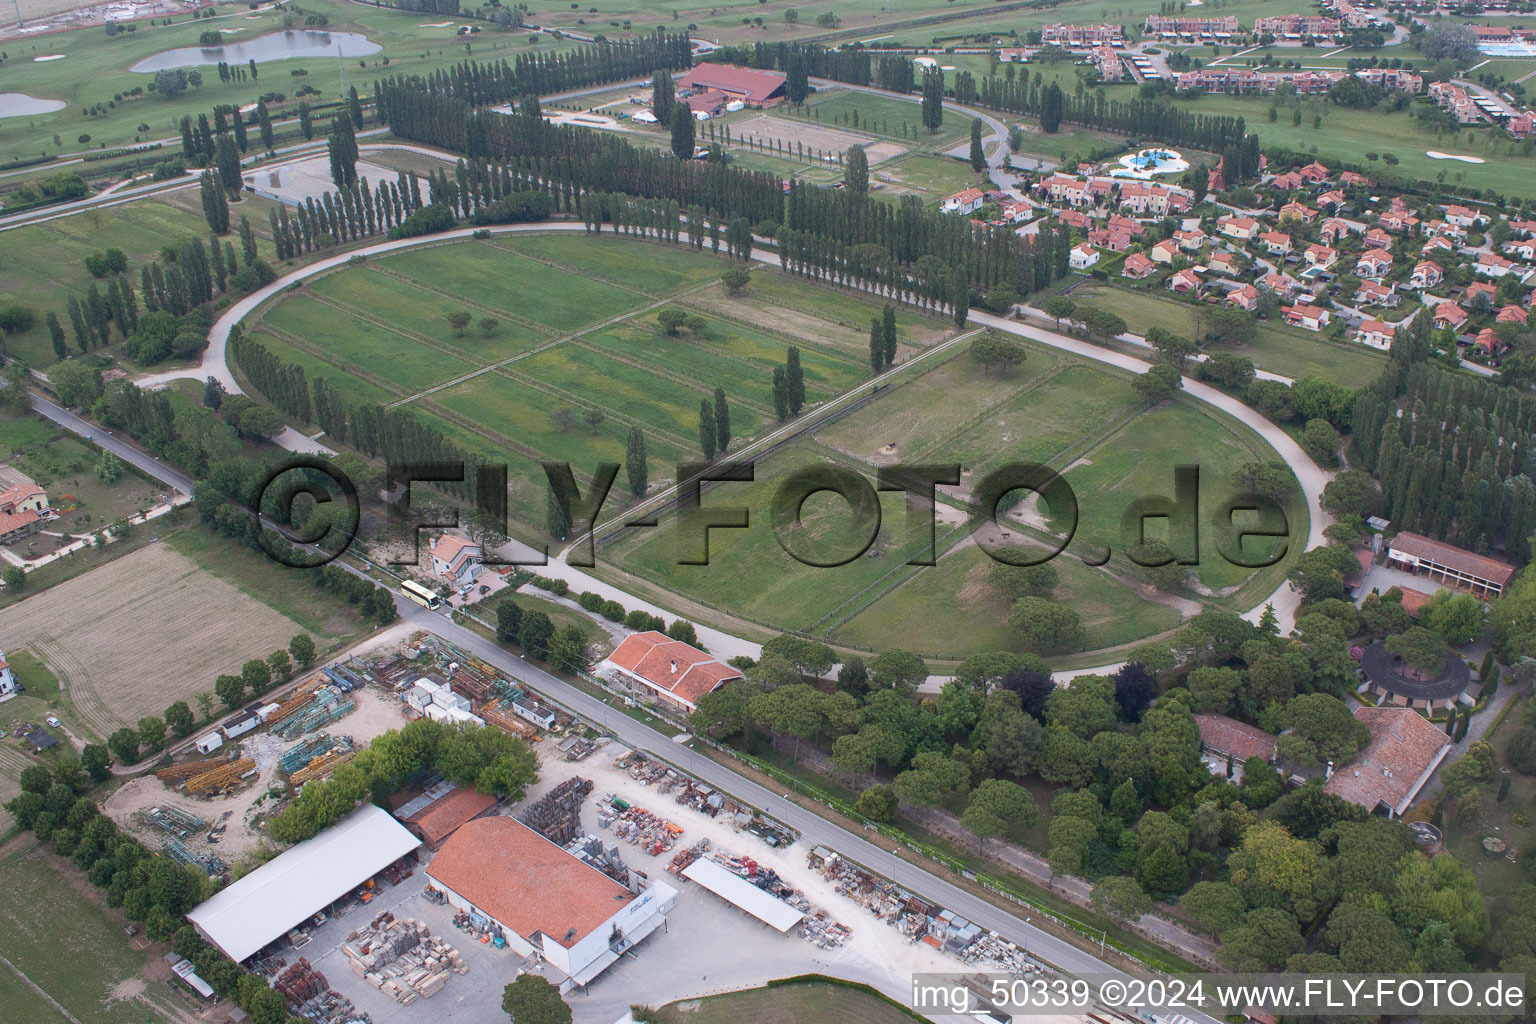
428;533;483;586
0;476;46;545
598;631;743;713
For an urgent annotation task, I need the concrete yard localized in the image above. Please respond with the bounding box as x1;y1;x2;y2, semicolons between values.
295;736;1023;1024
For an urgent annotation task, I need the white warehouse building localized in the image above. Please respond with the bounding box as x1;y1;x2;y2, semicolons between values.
425;816;676;992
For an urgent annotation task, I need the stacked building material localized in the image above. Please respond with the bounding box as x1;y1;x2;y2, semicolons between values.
182;758;256;796
289;748;355;787
668;839;711;876
265;677;328;725
277;735;337;776
274;958;328;1004
599;798;683;856
272;690;354;739
154;759;222;782
342;913;466;1006
519;777;592;845
142;805;210;838
448;661;501;705
477;698;540;740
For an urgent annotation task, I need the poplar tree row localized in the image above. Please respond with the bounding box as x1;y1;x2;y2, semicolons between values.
371;31;692;110
1350;316;1536;564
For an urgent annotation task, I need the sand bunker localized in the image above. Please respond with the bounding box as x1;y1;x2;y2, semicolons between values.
34;54;66;61
1426;150;1486;164
418;20;453;26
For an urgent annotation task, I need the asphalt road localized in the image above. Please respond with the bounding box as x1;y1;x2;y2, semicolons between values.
31;394;195;495
398;599;1216;1008
35;309;1224;1020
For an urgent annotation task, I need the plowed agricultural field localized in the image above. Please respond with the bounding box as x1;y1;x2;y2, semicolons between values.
0;544;302;738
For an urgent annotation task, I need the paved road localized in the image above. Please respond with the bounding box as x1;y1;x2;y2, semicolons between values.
138;215;1331;660
808;77;1020;194
31;394;195;495
398;599;1221;1016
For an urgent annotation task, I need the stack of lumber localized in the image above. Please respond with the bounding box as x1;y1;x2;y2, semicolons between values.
341;914;467;1005
154;759;222;782
265;677;327;725
183;758;256;795
289;749;354;787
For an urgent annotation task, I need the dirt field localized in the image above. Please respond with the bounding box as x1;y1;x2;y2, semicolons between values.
0;544;304;739
731;115;907;165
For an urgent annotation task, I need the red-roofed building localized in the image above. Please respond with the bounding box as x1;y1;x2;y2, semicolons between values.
675;64;787;107
426;817;676;990
1195;713;1277;779
598;631;743;712
402;786;499;849
1282;303;1330;331
1355;319;1395;351
941;187;985;215
1322;707;1452;817
1387;531;1515;597
1122;251;1157;279
0;476;46;545
1431;302;1468;331
428;533;482;586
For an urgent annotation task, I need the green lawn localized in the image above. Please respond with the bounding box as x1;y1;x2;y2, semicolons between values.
794;90;977;148
929;363;1144;475
830;541;1181;657
655;979;924;1024
308;265;550;361
1055;399;1291;590
605;450;931;633
249;236;937;541
0;0;577;158
815;341;1061;460
1072;283;1388;387
0;842;194;1024
1170;92;1536;198
874;152;989;202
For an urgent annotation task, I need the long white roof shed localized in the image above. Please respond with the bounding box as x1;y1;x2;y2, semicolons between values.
681;857;804;933
186;805;420;962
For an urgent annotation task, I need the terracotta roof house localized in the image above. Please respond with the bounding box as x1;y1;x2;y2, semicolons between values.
1282;303;1330;331
1355;280;1399;308
1322;707;1452;817
1318;189;1347;208
1473;327;1505;357
0;476;46;545
1355;248;1393;279
675;64;786;106
1122;252;1157;279
428;533;482;586
1280;200;1318;222
1069;244;1101;269
1355;319;1395;351
598;631;743;712
1410;261;1444;289
1227;283;1259;310
1217;215;1260;240
1499;304;1529;325
1168;267;1203;295
1260;230;1293;255
1298;160;1331;182
1150;238;1180;264
1430;302;1468;331
1465;281;1497;306
1208;250;1240;276
1387;531;1515;597
1195;713;1278;771
1365;227;1394;250
1305;243;1338;268
940;187;985;215
426;817;676;991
